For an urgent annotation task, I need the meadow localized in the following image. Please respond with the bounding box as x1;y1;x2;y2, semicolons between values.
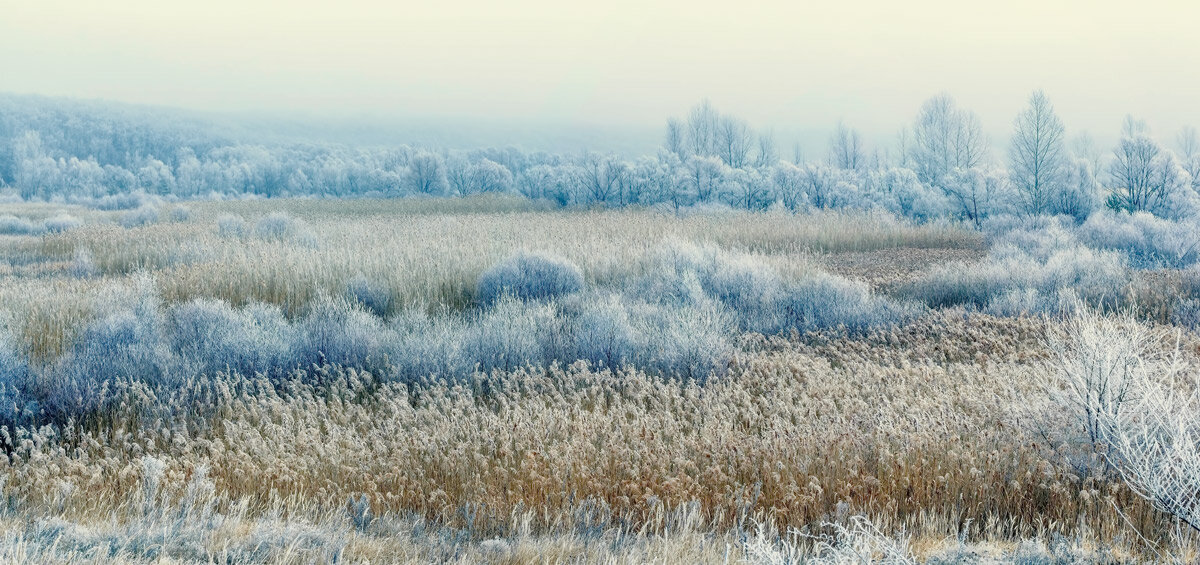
0;196;1198;563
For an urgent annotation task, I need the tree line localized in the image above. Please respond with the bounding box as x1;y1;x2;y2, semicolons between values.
2;92;1198;224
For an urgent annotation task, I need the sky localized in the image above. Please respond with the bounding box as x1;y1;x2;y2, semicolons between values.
3;0;1200;150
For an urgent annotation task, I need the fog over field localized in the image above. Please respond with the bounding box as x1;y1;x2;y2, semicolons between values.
6;1;1200;150
4;1;1200;564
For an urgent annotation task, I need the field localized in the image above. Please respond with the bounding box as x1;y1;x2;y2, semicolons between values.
0;197;1196;563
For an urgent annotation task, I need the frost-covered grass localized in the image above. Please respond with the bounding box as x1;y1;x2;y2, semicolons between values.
2;200;1198;561
0;315;1190;562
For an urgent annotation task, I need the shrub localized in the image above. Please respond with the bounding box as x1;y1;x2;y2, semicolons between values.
52;283;173;419
121;205;160;228
253;212;319;247
905;244;1129;315
169;206;192;222
69;248;98;278
346;274;392;318
217;214;247;238
461;298;558;374
43;213;82;233
297;296;385;371
253;212;294;240
476;251;584;305
0;332;34;428
778;273;922;334
168;299;297;378
0;214;42;235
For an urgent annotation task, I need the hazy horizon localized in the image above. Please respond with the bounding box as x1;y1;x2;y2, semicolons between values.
5;0;1200;149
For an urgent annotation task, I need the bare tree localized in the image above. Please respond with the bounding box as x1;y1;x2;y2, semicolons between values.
1057;307;1200;534
686;100;720;157
665;118;686;159
910;94;989;187
1009;90;1067;215
755;130;778;168
580;152;626;205
1108;134;1192;217
828;120;865;171
716;116;753;168
1177;126;1200;188
406;151;449;196
1071;132;1104;177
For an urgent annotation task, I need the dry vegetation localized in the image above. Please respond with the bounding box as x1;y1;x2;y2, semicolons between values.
0;198;1195;563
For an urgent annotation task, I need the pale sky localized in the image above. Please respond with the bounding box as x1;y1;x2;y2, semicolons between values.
3;0;1200;147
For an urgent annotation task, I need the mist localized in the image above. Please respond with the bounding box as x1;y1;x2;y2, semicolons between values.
5;0;1200;146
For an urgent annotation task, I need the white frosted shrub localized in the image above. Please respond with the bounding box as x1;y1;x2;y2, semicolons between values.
168;205;192;222
297;296;386;371
253;211;318;246
0;331;34;428
1078;211;1200;268
120;204;160;228
216;214;247;238
909;244;1128;314
778;273;922;334
53;285;173;418
169;299;297;378
43;213;82;233
476;251;584;305
346;273;392;318
461;298;558;374
567;293;641;370
0;214;41;235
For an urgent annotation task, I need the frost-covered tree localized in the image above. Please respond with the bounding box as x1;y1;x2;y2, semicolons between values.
406;152;449;196
800;163;843;210
1056;158;1101;222
1178;126;1200;189
1009;90;1068;215
755;131;778;168
828;121;865;172
665;118;686;159
1107;134;1195;218
772;162;807;211
715;116;753;168
941;166;1012;226
580;152;628;205
465;159;514;195
684;155;725;204
864;167;949;221
686;100;721;158
910;94;989;188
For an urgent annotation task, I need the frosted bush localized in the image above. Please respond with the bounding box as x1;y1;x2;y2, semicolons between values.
0;214;41;235
121;204;160;228
907;244;1128;315
567;293;641;370
253;212;294;240
476;251;584;305
216;214;247;238
297;296;386;370
69;248;98;278
43;213;82;233
778;273;922;334
1077;211;1200;268
253;212;319;247
168;206;191;222
346;273;392;318
461;298;558;374
53;285;174;418
168;299;297;378
0;332;33;428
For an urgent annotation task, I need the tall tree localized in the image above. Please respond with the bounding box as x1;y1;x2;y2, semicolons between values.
909;94;988;187
828;120;865;171
1008;90;1068;215
1107;133;1193;218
